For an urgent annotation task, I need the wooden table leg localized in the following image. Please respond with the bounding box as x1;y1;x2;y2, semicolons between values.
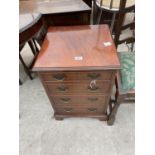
19;79;22;85
32;39;39;52
107;100;120;125
19;53;33;80
28;40;36;55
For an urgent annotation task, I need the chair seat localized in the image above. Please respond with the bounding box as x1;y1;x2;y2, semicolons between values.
96;0;135;11
118;52;135;91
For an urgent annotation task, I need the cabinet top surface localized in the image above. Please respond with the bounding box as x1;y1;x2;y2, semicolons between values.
33;24;120;71
20;0;91;15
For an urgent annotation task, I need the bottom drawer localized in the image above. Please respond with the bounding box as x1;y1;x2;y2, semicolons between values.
55;106;106;115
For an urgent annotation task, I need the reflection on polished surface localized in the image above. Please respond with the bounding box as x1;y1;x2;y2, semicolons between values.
19;0;91;27
33;25;120;70
20;0;91;14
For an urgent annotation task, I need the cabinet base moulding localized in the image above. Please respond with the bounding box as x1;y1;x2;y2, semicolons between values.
54;113;108;121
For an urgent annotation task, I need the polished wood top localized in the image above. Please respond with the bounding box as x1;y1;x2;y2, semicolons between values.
20;0;91;15
33;25;120;71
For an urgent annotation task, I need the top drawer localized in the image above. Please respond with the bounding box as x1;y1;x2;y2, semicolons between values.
40;71;113;82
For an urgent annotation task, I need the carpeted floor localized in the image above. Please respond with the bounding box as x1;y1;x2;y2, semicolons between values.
19;77;134;155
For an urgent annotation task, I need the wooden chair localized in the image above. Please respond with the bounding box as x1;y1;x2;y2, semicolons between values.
108;53;135;125
114;3;135;48
19;13;43;84
93;0;135;32
19;40;38;81
83;0;92;7
107;0;135;125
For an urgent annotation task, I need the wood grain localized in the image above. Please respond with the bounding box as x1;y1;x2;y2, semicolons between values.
33;24;120;124
20;0;91;14
51;95;108;106
45;80;111;94
40;71;113;82
19;0;91;44
33;25;120;71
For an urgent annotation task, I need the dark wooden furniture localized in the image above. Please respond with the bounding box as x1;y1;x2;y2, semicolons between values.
107;0;135;125
20;0;91;46
20;0;91;26
114;0;135;103
115;0;135;102
83;0;92;7
33;25;120;124
115;63;135;104
19;13;43;83
19;0;91;84
108;52;135;125
93;0;135;33
114;0;135;48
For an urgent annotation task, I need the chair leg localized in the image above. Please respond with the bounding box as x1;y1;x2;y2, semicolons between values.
110;12;116;33
131;42;135;52
19;53;33;80
97;8;103;24
92;0;98;24
32;39;39;53
19;79;22;85
28;40;36;55
107;100;120;125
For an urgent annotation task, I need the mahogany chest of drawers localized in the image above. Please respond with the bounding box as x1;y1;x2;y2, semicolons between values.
33;25;120;124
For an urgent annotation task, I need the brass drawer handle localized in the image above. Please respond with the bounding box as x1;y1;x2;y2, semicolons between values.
57;86;68;92
88;97;98;101
60;97;71;103
87;73;101;79
88;86;99;91
64;108;72;112
53;74;66;81
88;108;97;112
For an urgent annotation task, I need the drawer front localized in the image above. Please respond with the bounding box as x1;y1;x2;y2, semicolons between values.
55;105;106;115
40;72;76;82
51;95;107;106
46;81;111;94
40;71;112;82
79;71;112;81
